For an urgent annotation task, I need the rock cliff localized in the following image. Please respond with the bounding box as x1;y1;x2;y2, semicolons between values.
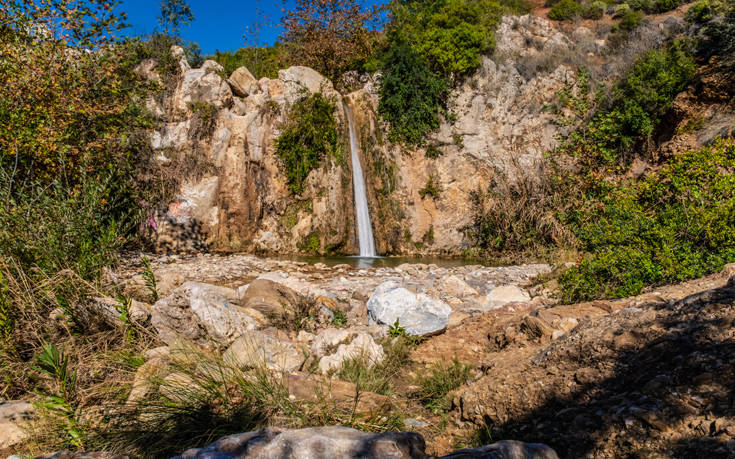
144;14;684;256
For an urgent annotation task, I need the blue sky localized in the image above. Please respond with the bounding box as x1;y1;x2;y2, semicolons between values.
116;0;385;56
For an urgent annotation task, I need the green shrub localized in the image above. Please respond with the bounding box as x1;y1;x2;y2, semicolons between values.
613;3;632;16
654;0;680;11
501;0;533;14
418;175;441;200
560;139;735;302
378;43;448;145
582;1;606;18
276;93;339;194
619;9;645;30
209;43;290;79
628;0;654;9
560;43;695;167
548;0;584;20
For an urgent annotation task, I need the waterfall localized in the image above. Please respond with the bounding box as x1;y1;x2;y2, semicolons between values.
344;103;376;257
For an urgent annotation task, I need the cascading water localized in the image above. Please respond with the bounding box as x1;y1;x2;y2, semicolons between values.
344;103;376;257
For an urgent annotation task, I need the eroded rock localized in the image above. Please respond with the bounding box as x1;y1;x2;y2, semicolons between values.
367;281;452;336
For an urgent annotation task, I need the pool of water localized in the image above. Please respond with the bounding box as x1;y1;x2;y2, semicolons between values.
276;255;483;269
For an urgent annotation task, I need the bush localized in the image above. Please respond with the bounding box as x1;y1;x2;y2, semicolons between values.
548;0;584;20
378;43;449;145
560;139;735;302
654;0;680;11
209;43;290;79
276;93;340;194
613;3;632;17
619;9;645;30
582;1;606;18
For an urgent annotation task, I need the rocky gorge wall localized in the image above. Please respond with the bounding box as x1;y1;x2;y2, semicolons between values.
142;14;685;256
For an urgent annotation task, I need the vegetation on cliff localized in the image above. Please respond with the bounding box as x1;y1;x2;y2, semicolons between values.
276;93;341;194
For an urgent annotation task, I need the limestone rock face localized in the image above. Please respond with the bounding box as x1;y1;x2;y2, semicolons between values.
241;278;300;319
148;14;680;256
367;281;452;336
151;282;256;346
173;60;233;112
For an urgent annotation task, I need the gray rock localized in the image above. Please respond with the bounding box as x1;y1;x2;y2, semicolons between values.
174;426;428;459
172;426;558;459
367;281;451;336
173;60;232;112
151;282;257;346
485;285;531;309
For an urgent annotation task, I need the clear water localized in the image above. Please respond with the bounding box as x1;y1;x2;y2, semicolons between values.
277;255;483;269
344;103;376;257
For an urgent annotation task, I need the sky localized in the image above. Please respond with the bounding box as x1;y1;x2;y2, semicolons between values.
115;0;385;56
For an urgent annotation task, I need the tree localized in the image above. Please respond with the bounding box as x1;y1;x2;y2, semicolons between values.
158;0;194;38
280;0;385;83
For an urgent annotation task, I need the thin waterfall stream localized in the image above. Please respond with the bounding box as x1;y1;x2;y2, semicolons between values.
344;103;376;257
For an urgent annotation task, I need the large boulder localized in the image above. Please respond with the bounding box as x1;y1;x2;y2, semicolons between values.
151;282;256;346
223;330;306;372
0;400;34;449
173;60;233;112
367;281;452;336
172;426;559;459
240;278;300;320
315;331;384;374
228;66;259;97
174;426;427;459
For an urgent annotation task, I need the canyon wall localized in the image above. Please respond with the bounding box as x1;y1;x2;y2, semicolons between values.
144;14;685;256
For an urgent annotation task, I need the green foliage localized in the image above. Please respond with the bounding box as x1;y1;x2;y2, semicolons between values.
560;139;735;302
141;257;159;303
34;344;85;448
209;44;290;80
582;1;607;18
619;9;645;30
613;3;632;16
426;143;443;159
188;101;218;138
413;0;502;78
378;43;448;145
548;0;583;20
654;0;680;11
115;294;138;344
415;359;472;414
276;93;339;194
337;335;417;395
331;310;348;328
388;318;406;337
158;0;194;38
297;233;321;254
418;175;441;200
561;43;695;167
695;1;735;69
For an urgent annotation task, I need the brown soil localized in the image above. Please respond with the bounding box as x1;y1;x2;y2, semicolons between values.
409;265;735;458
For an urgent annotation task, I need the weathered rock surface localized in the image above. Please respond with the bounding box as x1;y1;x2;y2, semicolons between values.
0;400;34;449
172;426;558;459
227;66;259;97
151;281;256;346
223;330;306;372
315;331;384;374
367;281;452;336
485;285;531;309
